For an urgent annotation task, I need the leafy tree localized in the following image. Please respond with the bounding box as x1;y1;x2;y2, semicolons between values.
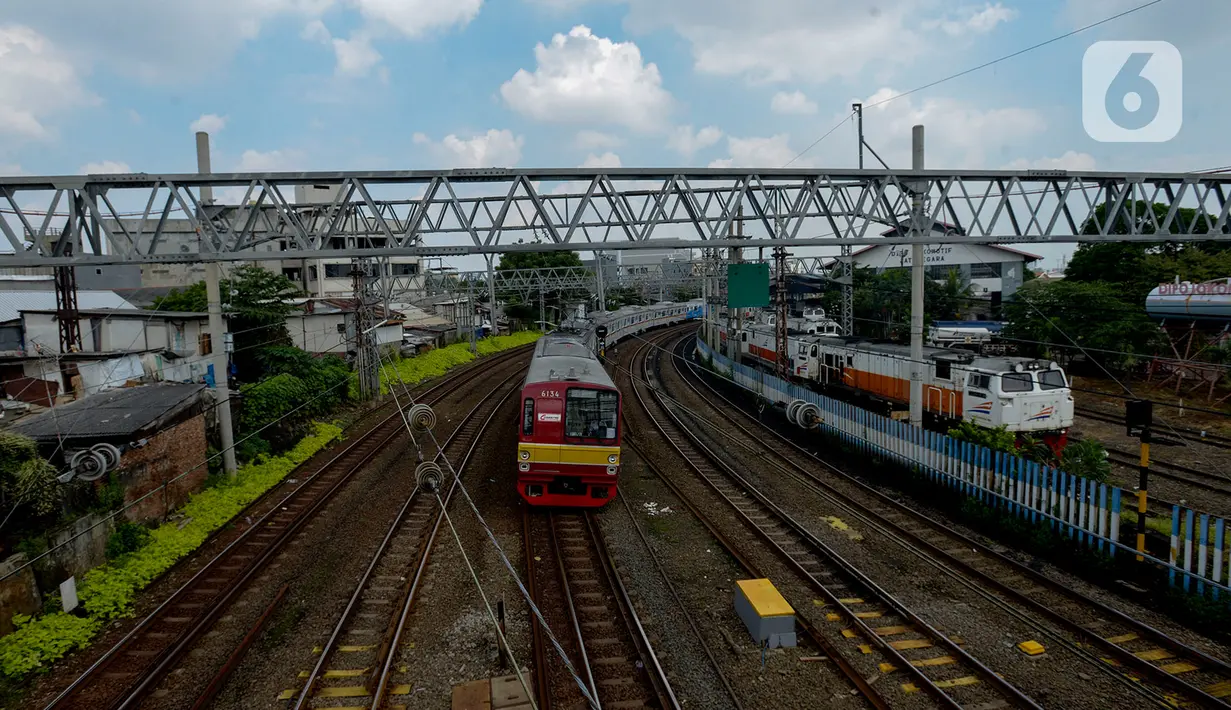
496;250;587;326
1068;201;1231;302
0;433;60;523
151;266;301;379
1001;279;1163;373
237;348;352;457
496;250;583;271
820;268;972;340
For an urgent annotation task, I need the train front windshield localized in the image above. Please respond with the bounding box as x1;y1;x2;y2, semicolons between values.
565;388;618;440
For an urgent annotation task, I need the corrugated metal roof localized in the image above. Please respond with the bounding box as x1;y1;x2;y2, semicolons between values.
0;291;137;322
7;383;205;442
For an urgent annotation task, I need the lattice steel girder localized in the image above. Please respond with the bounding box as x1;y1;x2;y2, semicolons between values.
3;168;1231;265
389;264;705;301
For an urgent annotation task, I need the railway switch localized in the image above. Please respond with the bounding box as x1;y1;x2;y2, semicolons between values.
734;578;797;648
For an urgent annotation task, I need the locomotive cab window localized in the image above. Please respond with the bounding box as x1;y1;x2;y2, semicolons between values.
1038;369;1067;390
565;388;618;440
1000;372;1033;392
935;361;951;380
522;398;535;436
969;373;991;391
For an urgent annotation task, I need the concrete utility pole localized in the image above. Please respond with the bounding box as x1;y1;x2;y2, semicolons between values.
841;102;863;337
205;263;238;475
485;255;498;334
197;131;238;476
595;250;607;313
908;125;926;428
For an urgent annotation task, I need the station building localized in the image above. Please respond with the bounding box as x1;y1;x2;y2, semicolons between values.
826;221;1042;319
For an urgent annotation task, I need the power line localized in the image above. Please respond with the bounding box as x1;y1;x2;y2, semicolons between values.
785;0;1169;166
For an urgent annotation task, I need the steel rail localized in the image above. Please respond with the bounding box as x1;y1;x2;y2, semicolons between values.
368;382;524;709
522;506;555;710
547;514;601;709
631;333;1041;710
583;510;682;710
612;481;745;710
675;334;1231;709
44;345;532;710
615;332;891;710
293;366;528;709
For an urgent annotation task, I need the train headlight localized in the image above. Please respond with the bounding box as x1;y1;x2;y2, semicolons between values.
520;450;530;460
519;462;530;471
606;465;618;475
607;454;617;463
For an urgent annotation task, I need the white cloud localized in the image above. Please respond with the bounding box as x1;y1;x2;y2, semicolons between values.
190;113;228;134
619;0;927;84
501;25;672;132
581;152;622;168
415;129;524;168
78;161;132;174
844;87;1046;169
0;164;23;176
708;134;798;168
770;90;817;115
924;3;1017;37
0;24;95;140
331;32;382;75
301;18;330;42
352;0;483;38
575;130;622;151
235;148;308;172
667;125;722;158
127;109;142;124
1002;151;1098;171
8;1;335;82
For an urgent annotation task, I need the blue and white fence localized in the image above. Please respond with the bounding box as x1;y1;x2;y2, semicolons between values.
696;335;1231;601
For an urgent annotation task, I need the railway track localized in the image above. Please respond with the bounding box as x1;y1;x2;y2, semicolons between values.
622;330;1038;710
1100;444;1231;497
1076;405;1231;451
43;346;532;710
668;334;1231;708
288;367;527;709
523;507;678;710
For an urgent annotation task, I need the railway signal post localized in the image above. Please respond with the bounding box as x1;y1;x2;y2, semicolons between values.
1126;399;1153;561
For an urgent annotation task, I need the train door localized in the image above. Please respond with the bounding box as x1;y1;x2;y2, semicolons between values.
963;371;995;426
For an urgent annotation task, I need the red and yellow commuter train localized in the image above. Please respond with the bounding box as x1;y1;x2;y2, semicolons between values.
516;332;622;507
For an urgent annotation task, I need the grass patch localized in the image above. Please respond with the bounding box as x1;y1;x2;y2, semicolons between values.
356;331;542;397
0;422;342;682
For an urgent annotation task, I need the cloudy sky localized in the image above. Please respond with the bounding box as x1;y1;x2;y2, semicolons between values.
1;0;1226;270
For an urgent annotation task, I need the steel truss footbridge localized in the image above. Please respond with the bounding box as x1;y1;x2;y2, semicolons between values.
2;168;1229;267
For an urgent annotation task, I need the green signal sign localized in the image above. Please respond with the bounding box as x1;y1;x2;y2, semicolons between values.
727;263;770;307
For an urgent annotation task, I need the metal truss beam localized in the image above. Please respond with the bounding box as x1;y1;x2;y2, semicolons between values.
391;263;705;303
3;168;1231;265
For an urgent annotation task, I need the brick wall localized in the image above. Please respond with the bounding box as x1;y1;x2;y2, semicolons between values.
119;413;208;524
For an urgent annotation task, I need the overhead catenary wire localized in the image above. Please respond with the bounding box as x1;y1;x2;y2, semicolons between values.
370;339;589;709
784;0;1169;167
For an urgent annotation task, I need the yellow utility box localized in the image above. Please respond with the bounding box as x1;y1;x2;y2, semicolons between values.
734;579;797;648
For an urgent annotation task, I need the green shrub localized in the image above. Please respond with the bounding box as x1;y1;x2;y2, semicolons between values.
105;523;151;560
0;421;342;681
357;331;541;397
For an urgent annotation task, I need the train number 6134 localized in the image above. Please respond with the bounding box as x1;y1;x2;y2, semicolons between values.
540;390;560;398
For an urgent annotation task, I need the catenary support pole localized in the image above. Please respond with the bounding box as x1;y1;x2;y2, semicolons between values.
908;124;925;428
198;131;237;475
486;255;498;334
206;262;238;476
